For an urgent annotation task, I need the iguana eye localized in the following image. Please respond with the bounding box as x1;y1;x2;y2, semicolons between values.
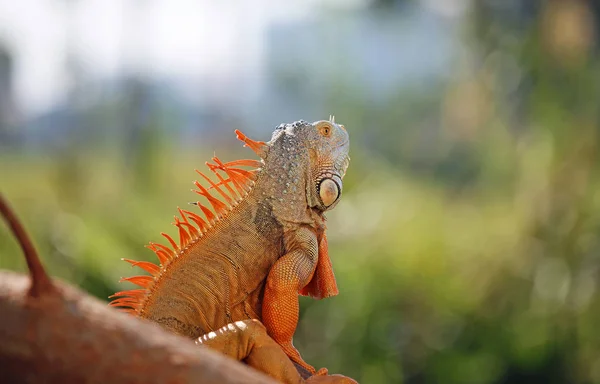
319;178;339;207
318;124;332;137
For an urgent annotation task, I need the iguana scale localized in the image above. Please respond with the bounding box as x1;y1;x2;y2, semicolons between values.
110;119;354;383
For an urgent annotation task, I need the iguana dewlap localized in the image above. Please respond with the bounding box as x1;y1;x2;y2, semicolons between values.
110;119;351;381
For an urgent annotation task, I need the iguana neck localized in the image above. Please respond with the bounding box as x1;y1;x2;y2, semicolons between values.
259;130;321;227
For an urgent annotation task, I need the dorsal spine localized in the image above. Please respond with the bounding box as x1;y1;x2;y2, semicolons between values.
109;132;268;315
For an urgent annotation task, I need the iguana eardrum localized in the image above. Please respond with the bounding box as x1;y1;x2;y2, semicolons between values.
110;118;353;383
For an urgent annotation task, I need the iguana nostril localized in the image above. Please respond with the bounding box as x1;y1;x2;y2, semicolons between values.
319;178;339;207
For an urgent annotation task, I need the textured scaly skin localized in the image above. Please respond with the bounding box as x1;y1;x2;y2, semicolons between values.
111;119;353;383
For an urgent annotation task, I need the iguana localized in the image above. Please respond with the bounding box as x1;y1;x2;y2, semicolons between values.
110;118;355;383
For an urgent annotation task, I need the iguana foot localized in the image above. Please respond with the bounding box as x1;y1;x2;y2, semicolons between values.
196;319;308;383
306;374;359;384
315;368;329;376
278;340;319;375
195;319;357;384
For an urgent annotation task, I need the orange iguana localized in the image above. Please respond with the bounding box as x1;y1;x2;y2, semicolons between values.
110;118;355;383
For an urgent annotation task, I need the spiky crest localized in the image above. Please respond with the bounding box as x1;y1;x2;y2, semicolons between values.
234;129;267;158
110;130;265;314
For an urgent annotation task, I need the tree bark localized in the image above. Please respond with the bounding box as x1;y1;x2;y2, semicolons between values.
0;270;276;384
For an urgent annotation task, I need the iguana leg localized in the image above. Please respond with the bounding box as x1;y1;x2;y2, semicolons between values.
196;319;304;383
196;319;357;384
262;227;322;375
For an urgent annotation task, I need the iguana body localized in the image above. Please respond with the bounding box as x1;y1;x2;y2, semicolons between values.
111;119;353;383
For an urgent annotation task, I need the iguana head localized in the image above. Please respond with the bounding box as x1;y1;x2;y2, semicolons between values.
305;118;350;212
268;118;350;213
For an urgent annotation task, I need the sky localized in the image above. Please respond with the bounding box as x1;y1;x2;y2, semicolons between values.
0;0;369;116
0;0;461;118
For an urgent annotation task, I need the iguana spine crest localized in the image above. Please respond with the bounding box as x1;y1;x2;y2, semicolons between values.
109;130;267;315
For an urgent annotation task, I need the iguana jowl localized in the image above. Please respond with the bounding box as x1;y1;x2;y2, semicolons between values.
110;119;352;382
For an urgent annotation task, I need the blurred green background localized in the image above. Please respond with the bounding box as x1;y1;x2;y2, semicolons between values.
2;1;600;383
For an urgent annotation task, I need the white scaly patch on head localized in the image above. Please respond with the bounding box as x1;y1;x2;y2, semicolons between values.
319;178;339;207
